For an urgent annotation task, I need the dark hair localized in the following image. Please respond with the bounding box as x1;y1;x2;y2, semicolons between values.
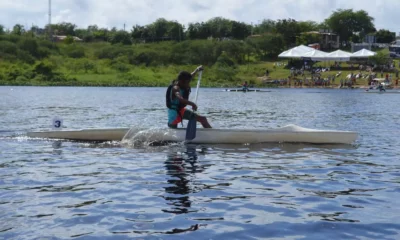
177;71;192;82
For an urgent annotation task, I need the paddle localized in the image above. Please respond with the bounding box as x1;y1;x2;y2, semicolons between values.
185;70;203;141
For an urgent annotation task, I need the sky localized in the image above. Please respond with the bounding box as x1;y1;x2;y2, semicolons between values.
0;0;399;34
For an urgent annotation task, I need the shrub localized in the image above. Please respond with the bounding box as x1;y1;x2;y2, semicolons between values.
62;44;85;58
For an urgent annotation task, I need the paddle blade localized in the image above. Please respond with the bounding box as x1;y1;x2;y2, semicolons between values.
185;118;197;140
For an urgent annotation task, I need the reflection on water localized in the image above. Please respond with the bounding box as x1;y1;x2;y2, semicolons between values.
161;145;204;232
163;146;197;213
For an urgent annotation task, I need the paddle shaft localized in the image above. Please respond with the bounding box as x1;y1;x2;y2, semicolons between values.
185;70;202;141
193;70;203;105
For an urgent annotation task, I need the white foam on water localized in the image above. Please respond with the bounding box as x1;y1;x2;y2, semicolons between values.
121;126;180;147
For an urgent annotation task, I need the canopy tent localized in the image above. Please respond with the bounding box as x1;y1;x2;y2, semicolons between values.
278;45;315;58
351;48;377;58
324;50;352;61
301;49;329;61
295;45;316;53
278;45;377;62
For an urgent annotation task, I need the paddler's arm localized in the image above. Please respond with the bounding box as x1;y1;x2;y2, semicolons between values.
172;86;197;111
191;65;203;77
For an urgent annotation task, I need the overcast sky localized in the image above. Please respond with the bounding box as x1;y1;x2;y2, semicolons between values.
1;0;399;34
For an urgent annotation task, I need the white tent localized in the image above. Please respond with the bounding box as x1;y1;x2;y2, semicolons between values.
351;48;377;58
278;45;315;58
325;50;352;61
296;45;316;53
301;49;329;61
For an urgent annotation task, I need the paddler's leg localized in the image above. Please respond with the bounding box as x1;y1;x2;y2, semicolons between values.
196;115;212;128
183;109;212;128
167;108;181;129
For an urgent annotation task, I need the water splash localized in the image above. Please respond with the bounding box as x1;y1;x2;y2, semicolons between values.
121;126;180;147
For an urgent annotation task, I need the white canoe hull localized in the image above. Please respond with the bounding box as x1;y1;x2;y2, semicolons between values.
223;89;267;92
27;124;358;144
364;90;400;94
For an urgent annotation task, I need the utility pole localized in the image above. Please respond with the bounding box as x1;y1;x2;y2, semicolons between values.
48;0;52;41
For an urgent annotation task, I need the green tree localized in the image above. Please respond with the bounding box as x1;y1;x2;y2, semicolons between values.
131;25;150;41
0;25;5;35
170;40;217;65
12;24;25;35
46;22;77;36
369;49;390;66
213;51;238;80
375;29;396;43
247;33;285;59
97;28;110;41
110;31;132;45
168;21;184;41
62;44;85;58
296;33;320;46
350;34;361;43
17;38;39;57
74;28;90;41
231;21;251;40
63;36;74;44
297;21;319;32
215;40;246;64
274;19;300;47
255;19;276;34
0;40;18;56
325;9;375;45
33;61;54;76
186;22;211;39
206;17;232;39
154;18;170;39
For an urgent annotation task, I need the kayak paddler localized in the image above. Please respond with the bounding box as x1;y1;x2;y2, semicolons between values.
166;66;212;129
378;83;386;92
242;81;249;91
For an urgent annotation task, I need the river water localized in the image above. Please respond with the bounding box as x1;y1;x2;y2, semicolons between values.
1;86;400;240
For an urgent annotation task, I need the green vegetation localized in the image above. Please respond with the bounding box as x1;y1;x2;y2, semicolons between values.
0;9;397;87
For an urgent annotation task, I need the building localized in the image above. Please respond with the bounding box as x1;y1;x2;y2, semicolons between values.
318;30;340;50
364;34;376;44
52;35;83;42
301;29;340;50
351;43;372;52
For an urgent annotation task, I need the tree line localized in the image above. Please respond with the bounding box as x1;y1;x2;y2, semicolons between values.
0;9;396;49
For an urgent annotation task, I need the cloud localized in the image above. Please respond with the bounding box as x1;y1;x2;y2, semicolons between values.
0;0;399;34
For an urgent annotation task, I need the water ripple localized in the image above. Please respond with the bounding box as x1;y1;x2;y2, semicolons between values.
1;87;400;239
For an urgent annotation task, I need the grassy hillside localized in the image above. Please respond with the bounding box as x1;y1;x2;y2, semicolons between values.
0;35;398;87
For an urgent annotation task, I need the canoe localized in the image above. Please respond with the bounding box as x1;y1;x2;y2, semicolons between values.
364;89;400;94
26;124;358;144
223;89;270;92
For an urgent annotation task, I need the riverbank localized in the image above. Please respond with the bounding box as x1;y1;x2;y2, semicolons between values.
1;36;399;88
2;61;398;88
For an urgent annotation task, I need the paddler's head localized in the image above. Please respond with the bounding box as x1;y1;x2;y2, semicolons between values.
177;71;192;89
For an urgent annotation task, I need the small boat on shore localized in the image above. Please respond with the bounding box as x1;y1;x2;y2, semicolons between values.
27;124;358;144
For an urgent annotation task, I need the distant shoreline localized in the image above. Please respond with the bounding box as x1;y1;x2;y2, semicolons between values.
2;84;398;90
